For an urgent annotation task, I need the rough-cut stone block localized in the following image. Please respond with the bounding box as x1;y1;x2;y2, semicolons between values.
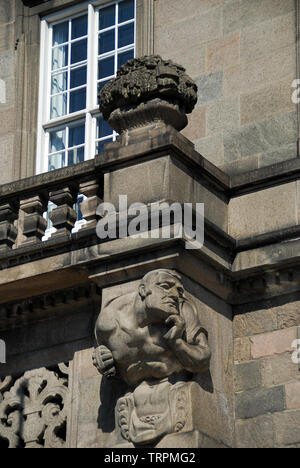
240;12;296;63
206;97;240;135
195;71;223;107
155;6;222;79
206;33;240;73
251;328;297;359
276;301;300;329
0;24;15;54
155;34;206;81
234;361;262;392
0;107;15;135
0;133;14;184
234;309;278;338
273;410;300;446
0;0;15;25
241;79;296;126
235;386;285;419
235;415;275;448
229;182;297;239
79;348;99;380
155;0;224;28
234;337;251;363
224;112;297;162
0;53;14;79
224;47;296;98
223;0;294;35
259;144;297;168
285;381;300;410
194;133;224;166
221;155;259;176
261;353;299;387
181;106;206;142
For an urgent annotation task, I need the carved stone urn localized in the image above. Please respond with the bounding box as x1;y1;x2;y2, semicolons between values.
98;55;198;134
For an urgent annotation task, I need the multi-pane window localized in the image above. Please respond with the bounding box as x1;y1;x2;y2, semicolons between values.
37;0;136;175
38;0;135;237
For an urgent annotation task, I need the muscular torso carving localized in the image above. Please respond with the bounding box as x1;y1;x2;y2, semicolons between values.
94;269;211;386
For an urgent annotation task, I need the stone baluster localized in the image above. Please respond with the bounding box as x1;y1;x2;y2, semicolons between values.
0;200;18;253
20;194;48;244
49;185;78;237
79;179;102;229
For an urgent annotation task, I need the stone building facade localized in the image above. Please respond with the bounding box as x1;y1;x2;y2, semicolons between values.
0;0;300;449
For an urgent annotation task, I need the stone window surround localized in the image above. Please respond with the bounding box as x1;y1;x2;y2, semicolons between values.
16;0;154;180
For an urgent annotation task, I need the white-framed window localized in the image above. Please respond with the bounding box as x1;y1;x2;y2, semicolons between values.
36;0;136;175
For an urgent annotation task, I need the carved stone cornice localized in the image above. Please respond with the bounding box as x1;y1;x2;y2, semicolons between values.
0;283;100;331
22;0;49;6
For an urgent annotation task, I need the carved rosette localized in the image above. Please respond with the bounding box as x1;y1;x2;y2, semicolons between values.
99;55;198;133
0;365;69;448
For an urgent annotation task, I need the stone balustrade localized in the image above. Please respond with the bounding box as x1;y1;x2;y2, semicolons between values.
0;159;102;254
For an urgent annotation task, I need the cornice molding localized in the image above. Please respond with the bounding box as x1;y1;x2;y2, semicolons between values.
22;0;49;6
0;283;100;330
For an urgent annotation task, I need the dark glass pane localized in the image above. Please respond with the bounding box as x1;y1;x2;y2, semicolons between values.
48;152;65;171
96;138;113;154
72;15;88;39
118;49;134;69
99;30;115;55
68;146;85;165
69;124;85;147
119;0;134;23
71;39;87;64
52;45;68;70
53;21;68;45
70;88;86;113
98;56;114;80
118;23;134;48
99;5;115;30
49;129;66;153
70;66;87;89
97;117;113;138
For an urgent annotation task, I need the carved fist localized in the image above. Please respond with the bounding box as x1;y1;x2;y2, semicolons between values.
163;315;186;345
92;345;116;379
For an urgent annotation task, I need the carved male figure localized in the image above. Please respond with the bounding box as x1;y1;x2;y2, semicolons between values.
93;269;211;445
94;269;211;386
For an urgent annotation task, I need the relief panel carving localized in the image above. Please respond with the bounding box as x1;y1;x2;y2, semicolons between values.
93;269;211;447
0;364;70;448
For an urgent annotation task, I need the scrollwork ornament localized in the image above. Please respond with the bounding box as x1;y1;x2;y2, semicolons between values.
0;367;69;448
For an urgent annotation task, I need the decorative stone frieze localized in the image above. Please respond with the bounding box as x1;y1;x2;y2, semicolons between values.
99;56;198;133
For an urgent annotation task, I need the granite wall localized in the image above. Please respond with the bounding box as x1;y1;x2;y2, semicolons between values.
154;0;298;173
234;295;300;448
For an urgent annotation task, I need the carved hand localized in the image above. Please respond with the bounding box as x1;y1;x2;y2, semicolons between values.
163;315;186;345
92;345;116;379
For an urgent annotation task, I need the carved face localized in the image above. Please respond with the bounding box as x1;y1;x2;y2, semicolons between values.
140;272;184;321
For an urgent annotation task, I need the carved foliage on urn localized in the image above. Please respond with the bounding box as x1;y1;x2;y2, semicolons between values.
99;56;198;133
